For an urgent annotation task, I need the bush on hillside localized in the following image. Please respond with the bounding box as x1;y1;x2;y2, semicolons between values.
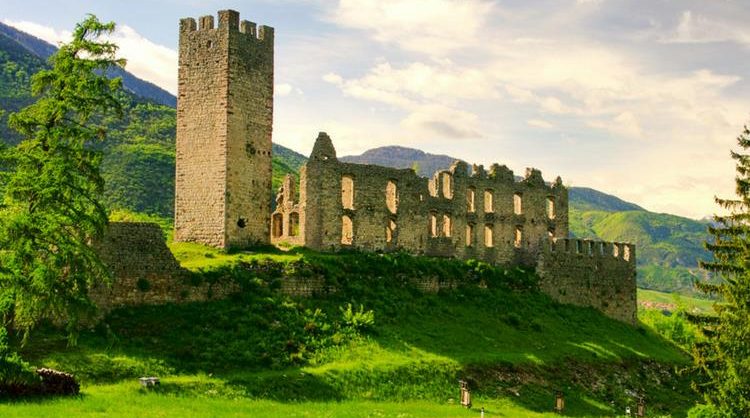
0;328;38;397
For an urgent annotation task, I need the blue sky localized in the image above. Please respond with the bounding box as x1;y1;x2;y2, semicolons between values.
3;0;750;219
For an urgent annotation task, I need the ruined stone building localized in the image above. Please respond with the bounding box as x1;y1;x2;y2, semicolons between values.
173;10;637;324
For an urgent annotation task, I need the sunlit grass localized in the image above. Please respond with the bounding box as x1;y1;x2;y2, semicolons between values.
637;288;716;314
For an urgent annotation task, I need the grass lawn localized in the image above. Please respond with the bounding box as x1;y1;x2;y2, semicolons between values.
0;379;662;418
7;246;698;417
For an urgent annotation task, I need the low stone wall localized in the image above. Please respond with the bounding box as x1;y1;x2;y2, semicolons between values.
90;222;237;312
91;223;637;325
536;238;637;324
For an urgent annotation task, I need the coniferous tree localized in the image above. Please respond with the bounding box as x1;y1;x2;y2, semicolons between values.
0;15;124;342
693;125;750;417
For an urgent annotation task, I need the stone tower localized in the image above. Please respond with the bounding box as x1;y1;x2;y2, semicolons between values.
174;10;274;249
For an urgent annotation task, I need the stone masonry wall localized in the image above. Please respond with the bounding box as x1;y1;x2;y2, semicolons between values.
90;222;236;312
174;10;273;249
536;238;637;324
278;132;568;267
92;222;635;325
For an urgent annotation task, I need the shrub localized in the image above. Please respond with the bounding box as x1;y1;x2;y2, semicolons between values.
340;303;375;333
687;404;723;418
0;328;39;397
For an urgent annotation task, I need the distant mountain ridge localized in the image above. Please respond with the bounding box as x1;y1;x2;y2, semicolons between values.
0;21;176;107
341;145;460;178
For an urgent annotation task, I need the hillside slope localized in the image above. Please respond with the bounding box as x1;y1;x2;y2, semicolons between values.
341;145;460;177
13;248;697;416
0;21;176;107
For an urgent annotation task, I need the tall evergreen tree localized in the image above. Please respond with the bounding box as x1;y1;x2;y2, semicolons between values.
0;15;124;342
694;125;750;417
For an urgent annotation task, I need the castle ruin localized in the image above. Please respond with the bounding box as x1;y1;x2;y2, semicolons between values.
173;10;637;324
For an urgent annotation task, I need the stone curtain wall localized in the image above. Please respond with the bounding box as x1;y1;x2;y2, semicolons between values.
91;222;236;311
537;238;637;324
290;132;568;267
174;10;273;249
92;222;635;324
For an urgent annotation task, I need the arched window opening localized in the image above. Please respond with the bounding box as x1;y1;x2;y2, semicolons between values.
484;224;494;247
386;180;398;214
341;175;354;209
386;219;397;243
484;189;494;213
289;212;300;237
466;223;475;247
514;193;523;215
514;226;523;248
429;212;438;238
443;214;452;237
467;187;476;213
341;215;353;245
272;213;283;238
547;197;555;219
441;173;453;199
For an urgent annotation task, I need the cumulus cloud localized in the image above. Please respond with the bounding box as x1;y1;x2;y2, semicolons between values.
275;83;303;97
1;19;71;45
527;119;555;129
328;0;494;55
319;1;750;218
664;10;750;45
323;61;488;139
3;19;177;94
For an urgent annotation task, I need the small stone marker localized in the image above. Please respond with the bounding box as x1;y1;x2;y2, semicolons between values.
459;379;472;408
138;377;160;387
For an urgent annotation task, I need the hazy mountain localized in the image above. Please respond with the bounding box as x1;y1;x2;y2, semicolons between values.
0;21;176;107
340;145;461;178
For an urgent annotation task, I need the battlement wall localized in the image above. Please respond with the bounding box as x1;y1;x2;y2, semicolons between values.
536;238;637;324
175;9;273;250
180;10;274;42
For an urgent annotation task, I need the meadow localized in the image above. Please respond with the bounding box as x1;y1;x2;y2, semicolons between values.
2;246;702;417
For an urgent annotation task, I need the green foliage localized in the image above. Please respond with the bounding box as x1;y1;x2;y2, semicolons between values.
691;125;750;417
639;308;703;349
0;328;36;389
339;303;375;333
0;15;124;339
687;404;723;418
108;209;172;240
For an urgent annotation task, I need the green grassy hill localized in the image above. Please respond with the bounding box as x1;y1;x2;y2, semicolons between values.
8;246;698;417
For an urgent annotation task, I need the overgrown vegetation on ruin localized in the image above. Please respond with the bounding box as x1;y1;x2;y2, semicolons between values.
2;245;698;416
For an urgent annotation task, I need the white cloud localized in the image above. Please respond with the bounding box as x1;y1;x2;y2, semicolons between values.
323;61;490;139
109;25;177;94
527;119;555;129
329;0;494;55
664;10;750;45
2;19;71;45
401;104;482;139
275;83;296;96
3;19;177;94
